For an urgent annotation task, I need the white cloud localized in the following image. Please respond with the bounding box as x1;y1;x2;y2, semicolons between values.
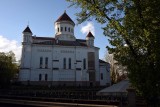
0;35;22;61
81;22;95;35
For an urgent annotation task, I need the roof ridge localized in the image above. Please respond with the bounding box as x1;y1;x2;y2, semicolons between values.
56;11;75;25
86;32;94;38
23;26;32;33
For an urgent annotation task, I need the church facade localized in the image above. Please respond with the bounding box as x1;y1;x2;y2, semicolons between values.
19;12;111;86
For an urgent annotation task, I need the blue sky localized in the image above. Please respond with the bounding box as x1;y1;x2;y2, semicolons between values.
0;0;110;61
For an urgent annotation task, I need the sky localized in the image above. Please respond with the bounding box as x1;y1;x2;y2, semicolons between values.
0;0;110;61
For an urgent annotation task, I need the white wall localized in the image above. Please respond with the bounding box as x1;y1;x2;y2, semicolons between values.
19;36;110;86
19;69;30;81
100;63;111;86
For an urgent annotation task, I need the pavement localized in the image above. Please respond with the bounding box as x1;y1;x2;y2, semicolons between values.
0;98;118;107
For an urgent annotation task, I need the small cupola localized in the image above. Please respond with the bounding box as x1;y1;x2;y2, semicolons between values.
22;26;32;43
86;31;95;47
54;11;75;41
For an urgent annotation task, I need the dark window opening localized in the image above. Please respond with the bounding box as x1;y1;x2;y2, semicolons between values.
63;58;66;69
45;57;48;68
101;73;103;80
58;28;59;32
69;58;71;69
40;57;43;68
45;74;48;81
39;74;42;81
53;68;59;70
83;59;86;69
76;68;81;70
68;27;70;32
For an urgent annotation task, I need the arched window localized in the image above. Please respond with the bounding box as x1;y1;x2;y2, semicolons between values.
68;27;70;32
45;74;48;81
39;74;42;81
63;58;66;69
65;27;67;31
45;57;48;68
40;57;43;68
83;58;86;69
58;27;59;32
69;58;71;69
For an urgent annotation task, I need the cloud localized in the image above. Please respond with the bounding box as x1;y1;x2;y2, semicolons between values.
81;22;95;35
0;35;22;61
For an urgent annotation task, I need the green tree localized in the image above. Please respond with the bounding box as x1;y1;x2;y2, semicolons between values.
66;0;160;106
0;51;18;88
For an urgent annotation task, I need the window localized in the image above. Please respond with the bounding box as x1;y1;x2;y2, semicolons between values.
69;58;71;69
58;27;59;32
61;27;63;32
83;59;86;69
101;73;103;80
39;74;42;81
40;57;43;68
45;57;48;68
45;74;48;81
68;27;70;32
65;27;67;31
63;58;66;69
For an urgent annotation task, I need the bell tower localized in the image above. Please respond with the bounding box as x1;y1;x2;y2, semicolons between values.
86;32;95;47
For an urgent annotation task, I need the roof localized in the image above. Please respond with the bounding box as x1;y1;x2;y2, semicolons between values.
32;36;87;47
76;39;86;42
32;36;55;40
97;79;130;96
23;26;32;33
56;11;75;25
86;32;94;38
99;59;106;63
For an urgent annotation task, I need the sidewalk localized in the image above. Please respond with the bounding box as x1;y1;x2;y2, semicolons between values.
0;98;118;107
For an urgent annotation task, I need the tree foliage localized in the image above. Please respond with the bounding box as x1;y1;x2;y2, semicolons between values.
67;0;160;106
0;51;18;88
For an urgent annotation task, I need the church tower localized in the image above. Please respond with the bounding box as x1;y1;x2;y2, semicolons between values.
86;31;95;47
20;26;32;69
55;11;76;41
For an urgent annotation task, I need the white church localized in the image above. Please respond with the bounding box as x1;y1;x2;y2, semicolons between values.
19;11;111;86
